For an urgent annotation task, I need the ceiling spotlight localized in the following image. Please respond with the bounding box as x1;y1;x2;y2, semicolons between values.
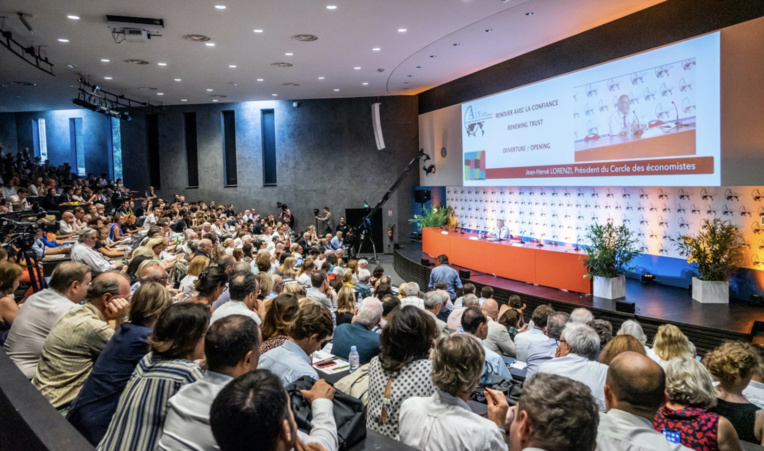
292;34;318;42
58;38;69;43
174;78;182;81
362;82;368;85
430;55;436;58
485;28;493;33
104;76;112;80
326;5;337;9
206;88;213;91
215;5;226;9
272;93;277;96
333;88;340;92
452;43;460;46
416;65;422;69
354;66;361;70
372;47;380;51
257;78;264;82
285;52;293;56
125;59;150;65
253;29;263;33
229;65;237;68
525;12;534;16
398;28;407;32
183;34;211;42
66;64;76;69
157;92;164;96
158;62;167;66
213;99;219;102
67;15;80;20
181;99;188;102
206;42;215;47
100;58;110;62
318;76;324;80
424;164;437;175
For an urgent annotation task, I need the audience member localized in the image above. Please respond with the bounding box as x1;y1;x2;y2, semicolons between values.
98;303;210;451
481;298;516;359
258;303;333;386
157;315;262;451
335;286;356;326
400;334;509;451
0;263;21;333
377;295;401;332
210;370;338;451
616;319;650;353
428;254;463;302
570;307;594;324
400;281;424;309
67;282;173;445
648;324;691;368
259;293;299;354
32;272;130;412
178;255;210;300
332;297;383;364
423;291;448;336
598;334;647;366
186;266;228;309
210;272;263;325
71;228;123;273
525;311;569;379
5;262;91;378
306;271;335;311
744;346;764;409
514;304;555;362
446;293;479;333
461;307;512;383
478;286;494;307
454;283;476;309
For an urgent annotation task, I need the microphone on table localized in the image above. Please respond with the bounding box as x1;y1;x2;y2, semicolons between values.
671;101;684;130
633;110;644;137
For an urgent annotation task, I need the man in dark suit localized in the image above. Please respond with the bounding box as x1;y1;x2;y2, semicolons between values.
331;297;383;365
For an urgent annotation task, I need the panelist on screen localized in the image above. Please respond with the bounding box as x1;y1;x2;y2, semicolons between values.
608;95;639;137
490;220;511;240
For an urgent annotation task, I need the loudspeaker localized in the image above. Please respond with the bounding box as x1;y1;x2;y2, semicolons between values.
420;258;433;267
372;102;385;150
615;301;636;314
415;190;431;204
459;269;471;279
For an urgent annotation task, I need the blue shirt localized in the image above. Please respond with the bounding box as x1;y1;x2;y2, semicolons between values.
328;236;343;251
353;282;372;300
258;339;318;386
525;336;559;380
331;322;380;365
428;265;463;300
477;337;512;384
67;322;151;445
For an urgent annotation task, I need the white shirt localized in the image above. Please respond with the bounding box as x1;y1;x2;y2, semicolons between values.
537;353;608;411
400;296;425;310
209;300;261;325
596;409;693;451
400;390;507;451
71;242;116;272
59;220;75;234
142;214;156;232
179;275;198;300
4;288;78;379
513;327;548;362
744;379;764;409
297;273;312;289
491;226;510;240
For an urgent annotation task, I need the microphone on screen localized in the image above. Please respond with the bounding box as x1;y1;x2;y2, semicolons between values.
671;101;684;130
633;110;643;137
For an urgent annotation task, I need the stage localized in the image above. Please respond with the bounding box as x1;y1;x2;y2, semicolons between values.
394;242;764;355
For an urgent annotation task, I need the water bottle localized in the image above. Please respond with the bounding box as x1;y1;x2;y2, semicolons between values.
348;346;360;373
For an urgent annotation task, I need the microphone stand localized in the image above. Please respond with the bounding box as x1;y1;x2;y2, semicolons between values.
671;101;685;130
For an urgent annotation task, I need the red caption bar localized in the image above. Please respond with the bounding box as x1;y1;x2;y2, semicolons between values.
485;156;713;179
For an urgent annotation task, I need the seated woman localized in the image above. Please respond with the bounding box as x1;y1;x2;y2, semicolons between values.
67;283;173;445
648;324;691;368
399;334;509;450
144;236;176;270
178;256;210;300
0;262;23;343
654;356;741;451
342;268;355;288
259;293;299;354
94;227;125;259
98;303;209;451
367;306;439;439
121;213;138;235
108;214;127;244
186;266;227;310
705;341;764;445
335;286;356;326
598;335;646;366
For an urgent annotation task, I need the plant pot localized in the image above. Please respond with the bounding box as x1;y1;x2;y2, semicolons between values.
691;277;729;304
593;276;626;299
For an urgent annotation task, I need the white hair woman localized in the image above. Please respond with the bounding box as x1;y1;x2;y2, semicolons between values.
616;319;649;353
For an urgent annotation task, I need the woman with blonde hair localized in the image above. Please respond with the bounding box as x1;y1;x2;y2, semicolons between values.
256;272;274;300
648;324;690;368
598;335;646;365
296;258;314;288
398;283;407;299
282;282;305;297
653;356;741;450
178;256;210;300
277;256;297;279
335;286;356;326
144;236;176;270
346;259;359;284
259;293;299;354
342;268;355;288
705;341;764;445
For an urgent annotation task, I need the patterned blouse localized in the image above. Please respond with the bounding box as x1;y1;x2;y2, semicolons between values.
366;356;435;440
653;405;720;451
260;335;288;355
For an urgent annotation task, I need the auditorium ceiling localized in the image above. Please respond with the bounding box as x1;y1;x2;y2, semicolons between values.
0;0;663;111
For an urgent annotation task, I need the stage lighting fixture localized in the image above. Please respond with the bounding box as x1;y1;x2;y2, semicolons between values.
750;294;762;307
641;274;655;285
424;164;436;175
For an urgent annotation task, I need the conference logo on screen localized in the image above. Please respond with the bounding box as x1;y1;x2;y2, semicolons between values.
463;105;492;138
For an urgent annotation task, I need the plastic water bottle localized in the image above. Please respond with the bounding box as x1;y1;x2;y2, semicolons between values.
348;346;360;373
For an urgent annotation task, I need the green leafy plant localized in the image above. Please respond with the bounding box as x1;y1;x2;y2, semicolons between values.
583;222;640;279
410;205;453;229
672;218;744;282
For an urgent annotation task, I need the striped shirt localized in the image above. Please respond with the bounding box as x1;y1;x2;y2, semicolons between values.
32;302;114;409
97;352;203;451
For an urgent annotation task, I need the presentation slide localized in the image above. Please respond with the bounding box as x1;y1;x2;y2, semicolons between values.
462;32;721;187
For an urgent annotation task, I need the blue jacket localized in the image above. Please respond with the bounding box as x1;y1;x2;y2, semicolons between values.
331;321;380;365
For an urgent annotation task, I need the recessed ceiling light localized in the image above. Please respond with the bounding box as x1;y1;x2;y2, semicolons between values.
333;88;340;92
362;82;369;85
67;15;80;20
104;76;112;80
416;65;422;69
271;62;293;68
125;59;150;65
292;34;318;42
213;99;219;102
283;82;300;87
407;75;412;77
430;55;436;58
229;64;237;68
485;28;493;33
398;28;407;33
257;78;264;82
181;99;188;102
206;88;213;91
453;43;460;46
58;38;69;43
285;52;293;56
525;12;534;16
158;62;167;66
183;34;211;42
272;93;277;96
215;5;226;9
174;78;182;82
372;47;381;51
354;66;361;70
326;5;337;10
318;76;325;80
66;64;76;69
253;29;263;33
100;58;110;62
157;92;164;96
206;42;215;47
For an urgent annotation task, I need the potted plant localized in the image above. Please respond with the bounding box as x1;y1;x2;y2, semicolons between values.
583;222;640;299
409;205;453;231
672;218;744;304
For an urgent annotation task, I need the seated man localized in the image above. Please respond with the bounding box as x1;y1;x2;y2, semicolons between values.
509;373;599;451
461;307;512;383
446;293;479;333
71;228;123;273
157;315;262;451
306;271;336;311
400;334;509;450
536;322;608;411
5;262;91;379
597;352;692;450
210;370;339;451
210;272;263;325
481;298;516;359
353;269;372;300
258;303;333;386
514;304;555;362
400;281;424;310
32;272;130;412
478;286;494;307
423;291;448;336
525;311;569;379
331;297;382;364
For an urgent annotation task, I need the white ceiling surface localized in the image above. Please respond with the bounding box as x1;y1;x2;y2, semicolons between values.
0;0;663;112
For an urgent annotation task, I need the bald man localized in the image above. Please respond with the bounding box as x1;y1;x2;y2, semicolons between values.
481;298;516;359
596;352;692;451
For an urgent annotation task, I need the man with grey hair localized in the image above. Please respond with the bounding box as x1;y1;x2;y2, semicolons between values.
211;272;262;325
423;291;448;336
525;311;570;379
195;238;213;259
537;322;608;411
71;227;122;273
130;264;169;296
331;297;382;364
354;269;372;299
570;307;594;324
481;298;516;359
400;282;424;309
446;293;479;333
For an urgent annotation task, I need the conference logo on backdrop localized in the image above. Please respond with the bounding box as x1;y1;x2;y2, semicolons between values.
463;105;492;138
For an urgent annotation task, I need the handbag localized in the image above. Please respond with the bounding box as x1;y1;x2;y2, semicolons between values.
286;376;367;450
469;377;523;406
334;363;370;405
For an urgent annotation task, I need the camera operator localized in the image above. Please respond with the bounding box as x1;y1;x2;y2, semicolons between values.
316;207;334;235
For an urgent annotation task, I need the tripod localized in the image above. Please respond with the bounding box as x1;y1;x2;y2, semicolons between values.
355;220;378;263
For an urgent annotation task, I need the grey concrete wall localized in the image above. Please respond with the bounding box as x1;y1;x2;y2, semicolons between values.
0;113;18;155
120;96;420;243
